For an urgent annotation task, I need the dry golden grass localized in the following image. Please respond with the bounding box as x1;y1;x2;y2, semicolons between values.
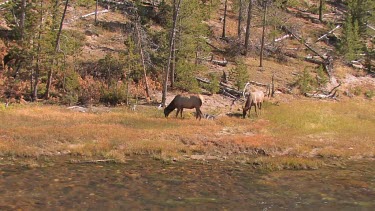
0;99;374;165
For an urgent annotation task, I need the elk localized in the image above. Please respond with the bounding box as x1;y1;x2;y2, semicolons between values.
164;94;203;120
243;90;265;118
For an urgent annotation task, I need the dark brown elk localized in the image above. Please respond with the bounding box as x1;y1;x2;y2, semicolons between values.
164;95;203;120
243;91;265;118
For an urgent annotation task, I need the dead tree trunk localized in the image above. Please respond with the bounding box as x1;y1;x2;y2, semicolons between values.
135;19;150;99
20;0;26;41
95;0;98;24
222;0;228;38
319;0;323;22
170;1;178;88
32;0;43;102
46;0;69;99
170;39;176;87
237;0;242;38
162;0;182;106
260;1;267;67
244;0;252;55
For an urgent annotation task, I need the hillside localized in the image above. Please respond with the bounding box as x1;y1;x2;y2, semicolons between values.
0;0;374;111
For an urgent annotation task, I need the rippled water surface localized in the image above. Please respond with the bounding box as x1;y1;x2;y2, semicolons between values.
0;158;374;210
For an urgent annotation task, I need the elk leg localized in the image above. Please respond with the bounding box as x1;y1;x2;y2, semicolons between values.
196;108;202;120
243;107;248;118
176;108;180;118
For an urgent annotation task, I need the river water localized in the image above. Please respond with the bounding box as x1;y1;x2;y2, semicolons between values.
0;158;374;210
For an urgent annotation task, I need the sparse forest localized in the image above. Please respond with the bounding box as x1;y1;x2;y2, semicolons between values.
0;0;373;106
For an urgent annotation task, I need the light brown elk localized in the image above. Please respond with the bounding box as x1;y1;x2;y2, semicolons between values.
242;91;265;118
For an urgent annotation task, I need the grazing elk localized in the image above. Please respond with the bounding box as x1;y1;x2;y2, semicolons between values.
164;94;204;120
243;90;265;118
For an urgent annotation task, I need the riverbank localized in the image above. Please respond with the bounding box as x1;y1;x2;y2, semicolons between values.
0;97;374;169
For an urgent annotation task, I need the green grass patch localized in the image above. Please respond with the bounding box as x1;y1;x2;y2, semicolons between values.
264;100;375;139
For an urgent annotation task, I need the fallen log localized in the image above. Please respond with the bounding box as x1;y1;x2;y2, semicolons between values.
305;56;324;65
220;89;239;99
274;34;292;42
196;57;228;66
205;41;225;53
316;25;341;42
212;58;227;66
305;83;341;99
282;26;333;78
81;9;109;18
305;92;337;99
196;77;243;98
282;26;326;60
351;60;365;69
367;24;375;31
248;80;269;88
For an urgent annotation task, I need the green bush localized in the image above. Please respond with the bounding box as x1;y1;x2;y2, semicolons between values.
365;90;374;99
59;70;80;105
175;61;201;93
100;83;128;106
205;73;220;95
232;59;249;91
61;91;78;106
353;87;362;96
295;68;316;94
316;65;328;87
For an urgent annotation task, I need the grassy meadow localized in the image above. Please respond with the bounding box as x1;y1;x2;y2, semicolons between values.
0;98;374;168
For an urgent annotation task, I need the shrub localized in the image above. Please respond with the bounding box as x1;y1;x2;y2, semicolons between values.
294;68;315;94
353;86;362;96
232;59;249;91
205;73;220;95
365;90;374;99
175;61;201;93
316;65;328;87
100;83;128;106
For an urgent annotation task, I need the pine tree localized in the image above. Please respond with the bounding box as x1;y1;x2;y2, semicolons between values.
342;14;363;61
